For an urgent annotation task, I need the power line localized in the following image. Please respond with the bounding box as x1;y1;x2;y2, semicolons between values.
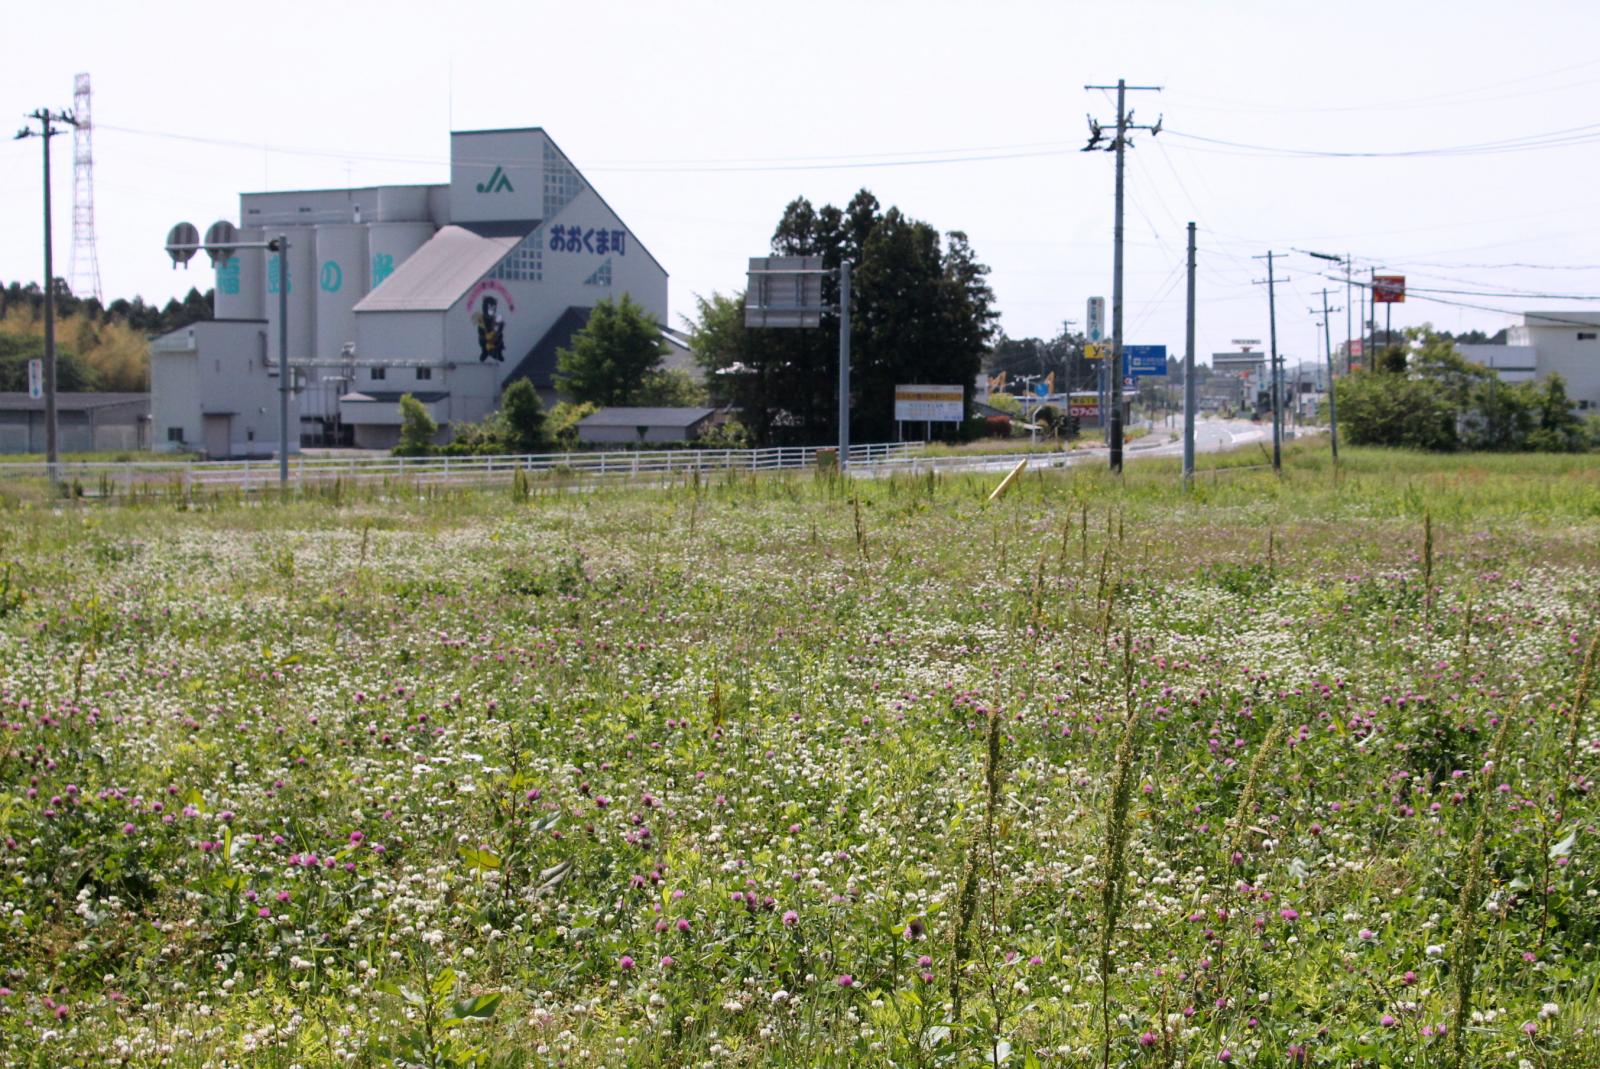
96;122;1086;173
1165;57;1600;116
1165;121;1600;159
1408;285;1600;301
1392;259;1600;272
1304;269;1600;329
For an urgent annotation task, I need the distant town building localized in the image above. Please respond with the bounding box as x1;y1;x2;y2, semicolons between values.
0;392;148;455
151;127;668;456
577;407;718;445
1455;344;1538;385
1503;312;1600;410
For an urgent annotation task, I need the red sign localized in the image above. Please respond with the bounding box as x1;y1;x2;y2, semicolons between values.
1068;404;1100;418
1373;275;1406;304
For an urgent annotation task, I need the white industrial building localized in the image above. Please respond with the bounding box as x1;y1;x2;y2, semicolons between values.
1460;311;1600;411
151;127;668;456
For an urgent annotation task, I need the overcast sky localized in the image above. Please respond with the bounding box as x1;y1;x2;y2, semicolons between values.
4;0;1599;367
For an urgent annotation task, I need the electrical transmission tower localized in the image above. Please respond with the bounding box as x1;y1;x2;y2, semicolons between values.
69;72;102;303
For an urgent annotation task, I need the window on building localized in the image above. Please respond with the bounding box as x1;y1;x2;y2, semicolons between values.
1578;332;1596;340
167;426;185;443
247;429;255;441
489;236;542;282
416;366;432;381
370;367;386;381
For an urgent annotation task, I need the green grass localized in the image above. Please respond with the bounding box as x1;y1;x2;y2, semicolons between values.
0;448;1597;1067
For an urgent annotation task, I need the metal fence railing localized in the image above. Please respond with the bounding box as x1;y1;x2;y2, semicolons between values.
0;442;935;493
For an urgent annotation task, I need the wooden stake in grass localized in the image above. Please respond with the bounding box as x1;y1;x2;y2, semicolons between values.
986;458;1029;502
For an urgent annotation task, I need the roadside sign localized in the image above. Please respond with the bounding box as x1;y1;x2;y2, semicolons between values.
27;358;42;400
1034;382;1049;398
745;256;827;328
1087;297;1105;342
1124;376;1136;388
1123;344;1168;378
894;384;964;422
1083;342;1103;360
1373;275;1406;304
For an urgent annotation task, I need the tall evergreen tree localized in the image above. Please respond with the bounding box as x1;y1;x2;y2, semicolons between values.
693;190;997;445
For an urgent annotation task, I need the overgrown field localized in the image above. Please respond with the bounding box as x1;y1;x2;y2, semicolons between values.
1;447;1598;1067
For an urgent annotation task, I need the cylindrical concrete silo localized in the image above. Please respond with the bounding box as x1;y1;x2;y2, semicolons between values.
314;224;367;359
376;185;430;222
365;221;434;294
263;225;316;363
213;225;264;320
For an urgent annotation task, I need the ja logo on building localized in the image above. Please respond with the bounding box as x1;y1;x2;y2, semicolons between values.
476;166;514;194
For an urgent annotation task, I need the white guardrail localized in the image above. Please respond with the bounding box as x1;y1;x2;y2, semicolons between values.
0;441;1100;493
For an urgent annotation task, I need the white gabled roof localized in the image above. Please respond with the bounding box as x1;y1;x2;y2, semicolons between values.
353;225;521;313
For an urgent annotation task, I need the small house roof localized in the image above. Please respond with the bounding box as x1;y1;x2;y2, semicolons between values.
578;406;716;429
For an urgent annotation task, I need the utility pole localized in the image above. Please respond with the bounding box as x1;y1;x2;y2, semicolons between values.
1343;255;1353;375
16;106;78;485
276;235;291;486
1319;288;1340;461
1084;78;1161;473
838;260;851;470
1252;252;1285;472
1369;267;1377;362
1182;221;1197;486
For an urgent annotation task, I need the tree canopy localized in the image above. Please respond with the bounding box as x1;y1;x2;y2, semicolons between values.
692;190;997;445
0;278;214;392
1336;326;1591;452
556;294;668;406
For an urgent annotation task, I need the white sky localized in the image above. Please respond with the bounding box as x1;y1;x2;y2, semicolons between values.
4;0;1599;367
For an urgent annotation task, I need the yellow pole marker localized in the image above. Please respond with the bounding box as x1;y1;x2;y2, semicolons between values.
987;458;1029;502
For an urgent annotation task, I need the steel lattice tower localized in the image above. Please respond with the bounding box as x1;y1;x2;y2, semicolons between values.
68;72;102;302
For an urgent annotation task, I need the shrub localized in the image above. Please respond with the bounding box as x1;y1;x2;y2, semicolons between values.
395;393;437;456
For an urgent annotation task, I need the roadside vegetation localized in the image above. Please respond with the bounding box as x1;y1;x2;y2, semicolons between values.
0;447;1597;1066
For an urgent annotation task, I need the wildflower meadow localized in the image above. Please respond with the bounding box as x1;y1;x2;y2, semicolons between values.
1;446;1597;1067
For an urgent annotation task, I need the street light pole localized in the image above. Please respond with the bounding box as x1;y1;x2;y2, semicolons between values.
165;231;294;486
277;234;291;487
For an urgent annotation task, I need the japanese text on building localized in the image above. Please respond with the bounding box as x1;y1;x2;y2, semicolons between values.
547;226;626;256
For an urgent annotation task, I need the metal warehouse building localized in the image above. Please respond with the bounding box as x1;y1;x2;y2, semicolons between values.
152;127;667;456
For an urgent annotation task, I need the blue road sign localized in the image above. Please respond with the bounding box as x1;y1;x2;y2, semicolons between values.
1123;345;1168;378
1035;382;1050;398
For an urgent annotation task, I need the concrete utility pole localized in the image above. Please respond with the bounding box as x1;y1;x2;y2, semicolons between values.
16;107;78;485
1084;79;1161;473
1319;288;1340;461
1253;252;1285;472
276;234;291;486
837;260;851;470
1183;221;1197;486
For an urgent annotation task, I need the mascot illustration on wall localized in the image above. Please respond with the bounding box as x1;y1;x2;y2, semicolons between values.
475;295;507;363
